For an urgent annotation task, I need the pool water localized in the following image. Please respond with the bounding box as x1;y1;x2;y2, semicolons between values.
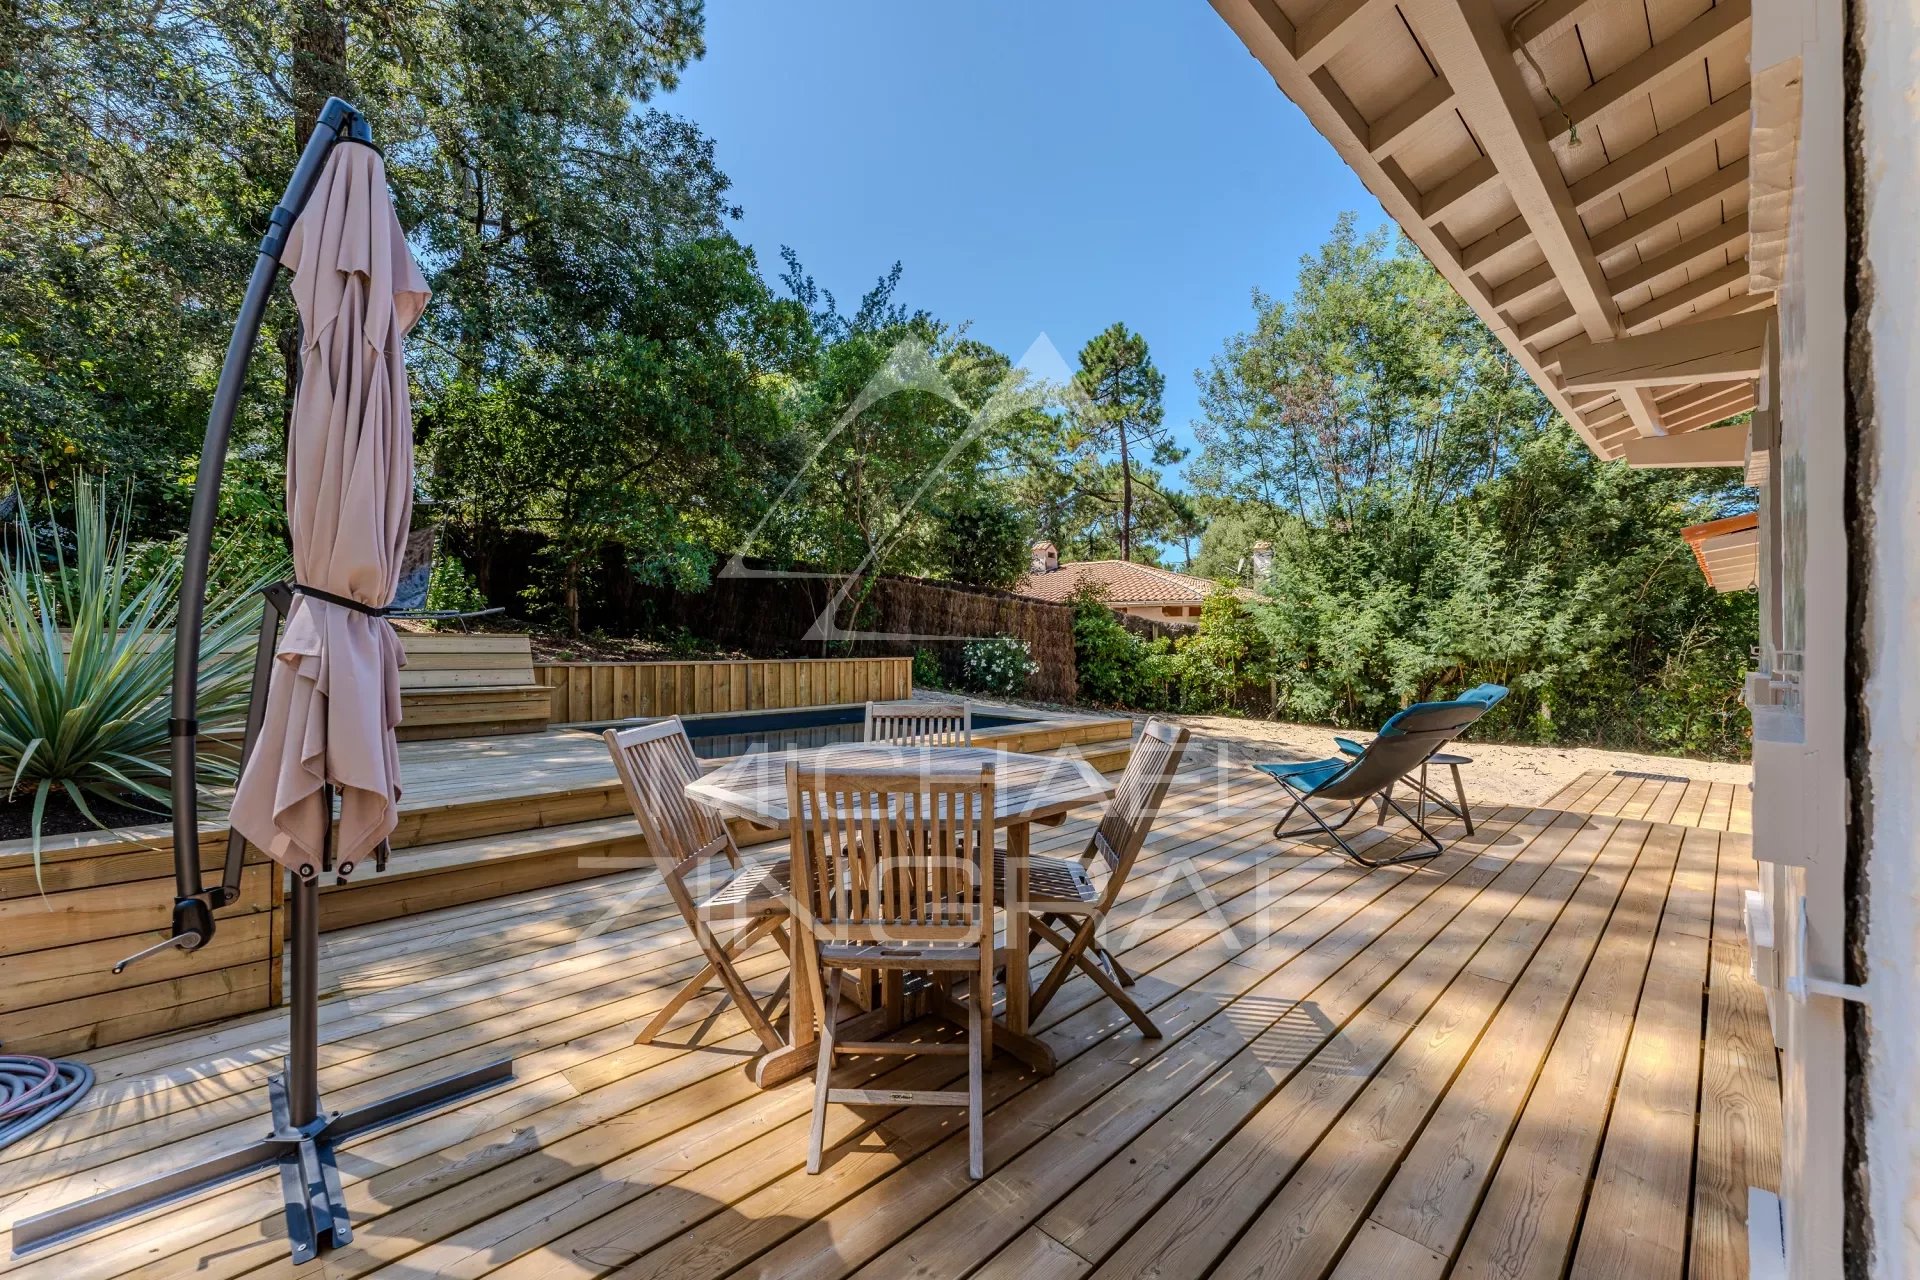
570;704;1040;759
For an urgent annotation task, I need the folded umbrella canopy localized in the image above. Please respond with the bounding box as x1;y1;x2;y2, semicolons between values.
228;140;429;880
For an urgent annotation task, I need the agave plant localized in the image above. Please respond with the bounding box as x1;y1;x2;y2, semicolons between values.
0;479;286;873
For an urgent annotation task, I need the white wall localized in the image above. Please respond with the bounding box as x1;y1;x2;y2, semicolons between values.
1749;0;1848;1272
1858;0;1920;1268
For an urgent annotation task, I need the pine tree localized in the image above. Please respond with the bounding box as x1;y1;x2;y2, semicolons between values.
1071;323;1183;561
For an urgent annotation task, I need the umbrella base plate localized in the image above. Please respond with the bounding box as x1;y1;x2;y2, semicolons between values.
10;1057;513;1262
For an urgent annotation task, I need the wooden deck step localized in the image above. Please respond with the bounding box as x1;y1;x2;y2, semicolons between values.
318;810;691;931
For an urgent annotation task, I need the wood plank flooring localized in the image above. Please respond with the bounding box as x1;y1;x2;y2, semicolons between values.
0;761;1774;1280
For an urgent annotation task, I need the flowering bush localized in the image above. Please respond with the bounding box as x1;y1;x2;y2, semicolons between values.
959;634;1038;697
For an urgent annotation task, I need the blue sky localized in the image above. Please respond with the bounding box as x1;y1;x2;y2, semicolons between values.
657;1;1389;471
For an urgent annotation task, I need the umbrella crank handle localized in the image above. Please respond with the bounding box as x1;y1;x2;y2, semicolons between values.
113;896;218;974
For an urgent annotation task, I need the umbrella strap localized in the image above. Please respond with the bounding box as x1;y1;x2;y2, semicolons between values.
290;582;392;617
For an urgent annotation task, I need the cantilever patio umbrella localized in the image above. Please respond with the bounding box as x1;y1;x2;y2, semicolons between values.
13;98;511;1266
225;126;423;880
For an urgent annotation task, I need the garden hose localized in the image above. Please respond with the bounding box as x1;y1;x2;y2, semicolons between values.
0;1053;94;1150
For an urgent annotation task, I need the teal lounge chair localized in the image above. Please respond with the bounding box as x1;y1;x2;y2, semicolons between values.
1255;686;1508;866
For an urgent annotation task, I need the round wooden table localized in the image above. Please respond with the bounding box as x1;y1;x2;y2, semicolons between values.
687;743;1116;1087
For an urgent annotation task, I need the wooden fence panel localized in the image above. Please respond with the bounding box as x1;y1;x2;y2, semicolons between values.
533;656;913;723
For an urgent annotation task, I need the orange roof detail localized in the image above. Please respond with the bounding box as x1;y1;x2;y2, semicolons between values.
1014;560;1245;606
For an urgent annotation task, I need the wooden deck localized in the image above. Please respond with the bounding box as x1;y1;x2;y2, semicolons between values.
0;761;1778;1280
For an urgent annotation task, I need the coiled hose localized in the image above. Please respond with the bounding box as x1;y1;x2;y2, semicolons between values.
0;1053;94;1150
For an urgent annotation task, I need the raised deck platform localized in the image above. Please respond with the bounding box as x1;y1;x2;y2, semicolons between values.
0;761;1776;1280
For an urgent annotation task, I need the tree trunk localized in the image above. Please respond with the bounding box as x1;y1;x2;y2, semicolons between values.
1118;426;1133;562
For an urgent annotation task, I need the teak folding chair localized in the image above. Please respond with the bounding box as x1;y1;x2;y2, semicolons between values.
1000;719;1189;1036
604;718;793;1051
863;699;973;746
1254;694;1499;867
787;762;997;1180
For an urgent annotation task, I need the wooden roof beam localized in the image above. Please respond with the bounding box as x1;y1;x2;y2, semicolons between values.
1459;216;1534;271
1662;387;1757;433
1590;159;1750;257
1619;422;1750;467
1420;155;1501;222
1296;0;1401;72
1570;86;1753;214
1515;300;1580;344
1605;213;1751;300
1658;377;1748;406
1622;259;1752;331
1208;0;1614;456
1370;76;1458;159
1409;0;1664;436
1560;308;1769;388
1544;0;1752;142
1490;260;1561;308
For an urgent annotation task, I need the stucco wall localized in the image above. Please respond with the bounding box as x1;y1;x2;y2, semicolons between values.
1858;0;1920;1269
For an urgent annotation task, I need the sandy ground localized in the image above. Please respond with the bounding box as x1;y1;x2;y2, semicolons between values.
1126;709;1751;810
948;690;1751;811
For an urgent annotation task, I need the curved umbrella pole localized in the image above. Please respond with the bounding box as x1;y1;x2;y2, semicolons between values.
12;97;513;1267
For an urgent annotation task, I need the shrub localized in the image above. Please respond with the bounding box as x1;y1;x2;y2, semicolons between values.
1068;583;1174;708
912;646;945;690
424;555;489;616
0;480;285;870
959;634;1037;697
1170;589;1273;712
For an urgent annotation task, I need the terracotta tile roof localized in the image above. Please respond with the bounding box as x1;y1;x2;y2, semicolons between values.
1014;560;1242;606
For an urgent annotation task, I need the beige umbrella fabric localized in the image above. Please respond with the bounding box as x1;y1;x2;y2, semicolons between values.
228;141;429;879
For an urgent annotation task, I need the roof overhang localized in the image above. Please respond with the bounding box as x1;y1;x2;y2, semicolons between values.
1681;511;1760;590
1211;0;1771;462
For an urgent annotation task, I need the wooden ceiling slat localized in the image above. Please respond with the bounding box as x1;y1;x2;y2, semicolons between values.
1589;158;1748;255
1605;213;1750;298
1622;259;1750;330
1662;388;1757;432
1507;0;1605;51
1545;0;1751;138
1568;86;1752;213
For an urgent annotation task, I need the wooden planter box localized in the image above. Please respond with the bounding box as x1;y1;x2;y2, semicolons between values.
0;827;282;1058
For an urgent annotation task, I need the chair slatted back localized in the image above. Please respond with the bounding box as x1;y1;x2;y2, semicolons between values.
863;700;973;747
1088;720;1189;907
786;765;994;949
1314;699;1490;802
604;719;737;899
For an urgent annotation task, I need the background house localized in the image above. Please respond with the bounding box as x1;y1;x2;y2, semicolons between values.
1016;540;1247;622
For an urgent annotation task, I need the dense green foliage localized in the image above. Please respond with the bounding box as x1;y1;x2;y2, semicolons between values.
3;5;1756;762
1190;218;1754;758
0;482;285;863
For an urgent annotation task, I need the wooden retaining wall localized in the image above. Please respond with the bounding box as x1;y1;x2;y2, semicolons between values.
534;656;913;724
0;832;282;1058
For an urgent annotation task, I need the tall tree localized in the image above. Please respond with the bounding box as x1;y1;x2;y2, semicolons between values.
1190;214;1756;757
1070;322;1181;561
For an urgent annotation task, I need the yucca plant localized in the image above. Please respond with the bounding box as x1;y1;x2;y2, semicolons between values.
0;479;286;878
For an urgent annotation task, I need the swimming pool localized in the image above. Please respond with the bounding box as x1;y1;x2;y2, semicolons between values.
568;703;1044;759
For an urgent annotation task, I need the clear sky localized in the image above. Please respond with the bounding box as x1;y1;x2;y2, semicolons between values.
656;0;1390;471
